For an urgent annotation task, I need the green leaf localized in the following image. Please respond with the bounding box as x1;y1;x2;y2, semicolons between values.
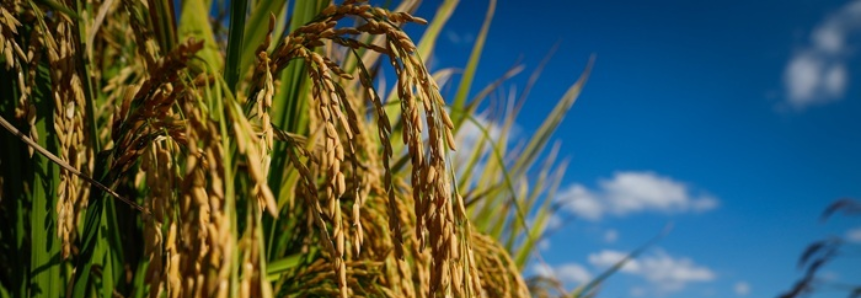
224;0;249;92
28;59;62;298
178;0;224;71
266;253;302;281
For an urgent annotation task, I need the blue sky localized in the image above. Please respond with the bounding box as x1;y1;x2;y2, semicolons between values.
405;0;861;297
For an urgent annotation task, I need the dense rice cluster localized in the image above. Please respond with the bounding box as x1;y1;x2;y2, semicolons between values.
0;0;534;297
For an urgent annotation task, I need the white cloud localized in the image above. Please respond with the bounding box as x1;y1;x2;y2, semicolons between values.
533;263;592;285
452;109;524;193
454;113;517;164
451;113;507;187
820;271;840;281
604;229;619;243
588;250;640;272
783;0;861;109
546;213;563;230
446;31;462;44
533;262;554;277
588;249;716;294
538;238;551;251
734;281;751;296
557;171;718;221
456;115;501;149
561;185;604;220
556;264;593;284
445;30;475;45
846;227;861;242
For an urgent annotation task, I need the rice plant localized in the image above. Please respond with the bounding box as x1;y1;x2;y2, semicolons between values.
778;199;861;298
0;0;592;297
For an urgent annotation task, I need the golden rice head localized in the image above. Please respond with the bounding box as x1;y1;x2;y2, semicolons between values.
108;40;202;181
0;1;25;72
248;16;277;215
0;1;29;122
472;233;531;298
38;14;91;260
376;19;475;298
121;0;159;69
3;2;39;156
268;2;474;296
174;93;233;298
141;139;178;298
101;39;208;296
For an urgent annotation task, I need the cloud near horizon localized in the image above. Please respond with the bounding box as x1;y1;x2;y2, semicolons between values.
846;227;861;243
556;171;718;221
588;249;716;294
533;262;593;285
783;0;861;109
734;281;751;296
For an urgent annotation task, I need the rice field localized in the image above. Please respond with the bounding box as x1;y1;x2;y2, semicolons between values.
0;0;597;297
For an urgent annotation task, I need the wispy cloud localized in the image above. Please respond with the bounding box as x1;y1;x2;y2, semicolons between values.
588;249;716;294
446;30;475;45
734;281;751;296
604;229;619;243
533;262;593;285
556;171;718;221
452;113;517;185
538;238;551;251
455;114;506;154
846;227;861;242
783;0;861;109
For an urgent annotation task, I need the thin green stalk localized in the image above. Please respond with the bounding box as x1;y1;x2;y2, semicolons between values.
224;0;248;92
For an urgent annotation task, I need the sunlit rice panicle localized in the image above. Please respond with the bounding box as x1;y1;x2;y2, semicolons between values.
178;106;218;297
122;0;159;70
109;40;202;180
0;0;28;125
35;10;91;260
141;139;177;298
473;232;530;298
263;2;476;296
248;15;277;215
103;39;218;297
